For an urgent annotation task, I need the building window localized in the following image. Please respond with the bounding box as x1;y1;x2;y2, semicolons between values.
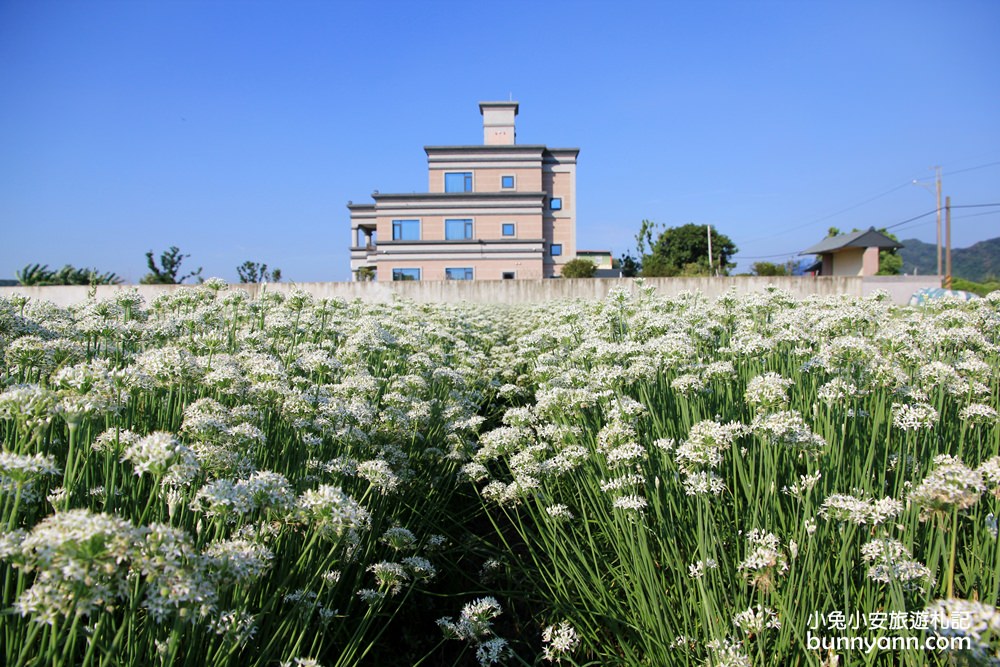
501;222;516;237
445;172;473;192
445;219;474;240
392;268;421;281
502;272;515;280
550;197;563;210
501;175;515;189
391;219;420;241
445;267;474;280
550;244;563;256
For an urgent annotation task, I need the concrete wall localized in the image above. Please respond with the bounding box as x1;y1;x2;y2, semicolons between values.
0;276;942;308
859;275;941;304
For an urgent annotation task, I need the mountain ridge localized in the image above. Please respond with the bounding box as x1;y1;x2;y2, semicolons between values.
898;237;999;282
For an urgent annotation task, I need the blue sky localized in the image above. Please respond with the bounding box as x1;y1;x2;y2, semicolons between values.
2;0;998;283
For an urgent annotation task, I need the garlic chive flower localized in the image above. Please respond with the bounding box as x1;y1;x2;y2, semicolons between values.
12;509;138;624
861;538;935;590
744;372;794;412
909;455;984;521
541;620;581;663
0;452;60;501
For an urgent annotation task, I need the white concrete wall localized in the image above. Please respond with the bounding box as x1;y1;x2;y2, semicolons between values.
0;276;943;308
859;275;943;304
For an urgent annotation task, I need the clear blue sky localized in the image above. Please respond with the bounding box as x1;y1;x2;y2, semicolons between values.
2;0;998;283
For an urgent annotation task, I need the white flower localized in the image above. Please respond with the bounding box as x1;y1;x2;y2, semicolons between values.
744;372;793;411
296;485;370;539
925;597;1000;661
612;494;648;514
545;504;575;521
380;526;417;551
751;410;826;454
0;452;60;499
122;431;200;486
959;403;998;425
732;605;781;634
738;529;789;591
704;637;752;667
541;620;580;662
402;556;436;581
368;561;409;596
861;538;934;590
688;558;718;579
437;596;503;642
599;474;644;493
682;471;725;496
909;455;984;520
357;459;401;494
203;539;273;584
475;637;509;666
818;494;902;526
13;509;138;624
891;402;938;431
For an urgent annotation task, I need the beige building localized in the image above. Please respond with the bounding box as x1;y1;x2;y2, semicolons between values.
349;102;578;281
800;227;903;276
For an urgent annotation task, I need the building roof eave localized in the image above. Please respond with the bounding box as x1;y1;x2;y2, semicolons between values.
799;227;904;255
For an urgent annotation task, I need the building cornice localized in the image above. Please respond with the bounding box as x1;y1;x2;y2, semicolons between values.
425;144;547;153
377;238;546;246
372;191;546;202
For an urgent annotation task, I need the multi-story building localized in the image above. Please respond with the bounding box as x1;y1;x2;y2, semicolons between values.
349;102;578;281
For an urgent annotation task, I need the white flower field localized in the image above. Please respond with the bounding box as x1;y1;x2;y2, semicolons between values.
1;281;998;666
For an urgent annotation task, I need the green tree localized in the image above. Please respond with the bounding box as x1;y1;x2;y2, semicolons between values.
619;252;641;277
17;263;121;286
751;261;790;277
640;223;738;277
560;258;598;278
141;247;203;285
237;261;282;283
16;263;55;286
875;230;902;275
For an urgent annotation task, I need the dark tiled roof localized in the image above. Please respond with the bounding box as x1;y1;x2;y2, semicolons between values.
800;227;903;255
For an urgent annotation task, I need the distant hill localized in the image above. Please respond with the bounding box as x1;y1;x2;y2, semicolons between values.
0;279;18;286
899;237;1000;282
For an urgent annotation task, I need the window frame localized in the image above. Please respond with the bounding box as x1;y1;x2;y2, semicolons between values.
550;244;563;257
501;222;516;238
501;175;515;189
444;172;473;193
391;219;421;241
445;267;474;281
444;218;474;241
392;268;421;281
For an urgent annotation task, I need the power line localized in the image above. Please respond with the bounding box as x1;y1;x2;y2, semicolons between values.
942;160;1000;177
883;203;1000;231
737;252;800;260
741;160;999;247
740;181;913;244
883;208;939;230
736;202;1000;259
890;208;1000;235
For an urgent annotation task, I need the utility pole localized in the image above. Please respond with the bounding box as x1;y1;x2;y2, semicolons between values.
707;224;714;275
935;166;942;278
913;167;943;278
944;196;952;289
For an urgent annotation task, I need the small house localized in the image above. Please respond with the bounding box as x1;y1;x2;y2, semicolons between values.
800;228;903;277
